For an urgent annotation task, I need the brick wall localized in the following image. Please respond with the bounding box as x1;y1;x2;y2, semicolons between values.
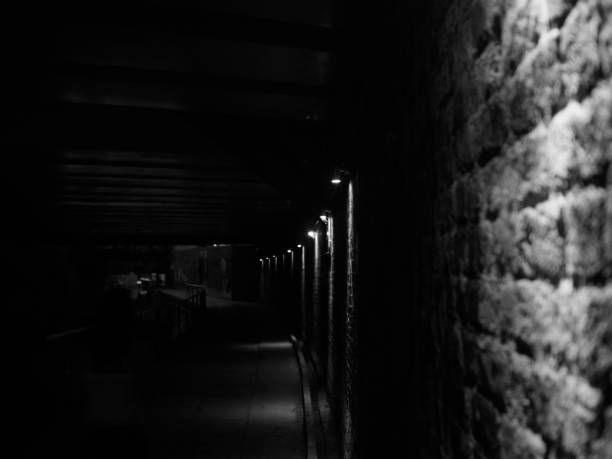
301;245;308;340
430;0;612;457
294;2;610;457
313;229;323;368
343;179;357;459
327;214;337;397
295;189;353;457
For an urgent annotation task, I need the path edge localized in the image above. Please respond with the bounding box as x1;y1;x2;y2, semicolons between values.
290;335;318;459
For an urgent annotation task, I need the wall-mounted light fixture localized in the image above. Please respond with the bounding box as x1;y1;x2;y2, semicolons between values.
331;168;350;184
308;231;316;239
287;249;292;253
297;244;302;248
320;214;328;223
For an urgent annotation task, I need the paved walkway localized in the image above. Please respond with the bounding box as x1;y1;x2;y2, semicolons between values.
35;299;304;459
136;341;304;459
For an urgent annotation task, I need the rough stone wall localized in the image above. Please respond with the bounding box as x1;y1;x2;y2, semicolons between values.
327;214;337;398
312;229;323;369
343;179;357;459
301;245;308;340
431;0;612;458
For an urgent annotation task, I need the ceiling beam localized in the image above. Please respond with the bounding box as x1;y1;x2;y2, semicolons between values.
58;176;278;191
58;165;257;181
60;184;278;194
59;193;289;204
58;172;264;183
19;103;331;153
51;8;338;51
48;62;329;98
45;230;296;246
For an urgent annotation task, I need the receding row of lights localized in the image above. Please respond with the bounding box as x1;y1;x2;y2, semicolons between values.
259;246;301;262
259;214;326;262
259;172;346;262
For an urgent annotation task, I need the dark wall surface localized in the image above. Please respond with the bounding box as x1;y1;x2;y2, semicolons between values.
4;2;611;459
204;245;258;300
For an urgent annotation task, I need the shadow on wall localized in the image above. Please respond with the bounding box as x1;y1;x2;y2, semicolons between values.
432;0;612;458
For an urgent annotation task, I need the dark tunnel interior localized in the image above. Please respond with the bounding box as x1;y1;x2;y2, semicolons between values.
3;1;612;458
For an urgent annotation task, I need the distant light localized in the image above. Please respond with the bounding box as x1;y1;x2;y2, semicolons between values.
259;259;263;262
331;178;342;184
320;214;328;222
297;244;302;248
308;231;316;239
287;249;292;253
136;280;142;285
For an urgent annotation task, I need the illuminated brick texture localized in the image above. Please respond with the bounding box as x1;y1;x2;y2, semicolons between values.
431;0;612;457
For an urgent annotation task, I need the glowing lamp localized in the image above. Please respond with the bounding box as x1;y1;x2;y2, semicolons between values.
307;231;316;239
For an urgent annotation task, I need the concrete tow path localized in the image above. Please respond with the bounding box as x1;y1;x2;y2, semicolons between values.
78;298;306;459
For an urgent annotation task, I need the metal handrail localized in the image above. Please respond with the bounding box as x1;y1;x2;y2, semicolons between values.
155;285;206;339
46;326;90;341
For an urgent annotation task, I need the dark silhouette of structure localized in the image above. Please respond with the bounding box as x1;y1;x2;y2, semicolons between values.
4;2;612;458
